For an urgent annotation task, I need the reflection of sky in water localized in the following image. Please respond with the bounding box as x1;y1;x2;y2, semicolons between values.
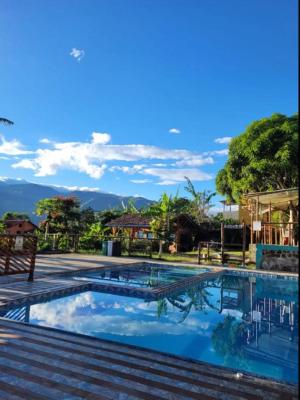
12;276;299;384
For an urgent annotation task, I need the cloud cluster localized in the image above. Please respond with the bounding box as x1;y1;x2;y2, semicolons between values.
169;128;181;134
0;134;32;155
70;48;85;62
1;129;230;185
214;136;232;144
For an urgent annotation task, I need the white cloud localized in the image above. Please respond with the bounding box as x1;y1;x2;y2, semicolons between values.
51;184;101;192
141;168;213;185
211;149;228;156
70;48;85;61
39;138;52;144
174;156;214;167
0;134;33;156
91;132;111;145
214;136;232;144
169;128;181;134
11;132;214;182
130;179;152;184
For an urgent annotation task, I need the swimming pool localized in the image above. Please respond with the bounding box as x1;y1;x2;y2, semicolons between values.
2;272;298;384
73;263;210;288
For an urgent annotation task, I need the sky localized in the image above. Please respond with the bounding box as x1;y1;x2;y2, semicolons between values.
0;0;298;209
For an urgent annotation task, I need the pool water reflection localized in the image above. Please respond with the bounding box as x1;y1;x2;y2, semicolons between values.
2;273;298;384
73;264;209;287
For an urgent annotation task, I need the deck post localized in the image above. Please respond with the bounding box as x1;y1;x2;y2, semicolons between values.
220;223;225;263
28;236;37;282
197;242;201;265
242;221;246;267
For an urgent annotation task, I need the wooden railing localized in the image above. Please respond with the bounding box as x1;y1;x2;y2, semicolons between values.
0;234;38;281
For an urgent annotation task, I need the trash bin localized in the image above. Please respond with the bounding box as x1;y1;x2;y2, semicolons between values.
112;240;121;256
102;241;108;255
107;240;121;256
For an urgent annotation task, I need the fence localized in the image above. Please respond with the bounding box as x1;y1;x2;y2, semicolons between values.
0;234;37;281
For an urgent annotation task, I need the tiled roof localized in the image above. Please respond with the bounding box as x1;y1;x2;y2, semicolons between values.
4;219;38;229
106;214;151;228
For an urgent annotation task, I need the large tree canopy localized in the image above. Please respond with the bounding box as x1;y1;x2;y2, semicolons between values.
216;113;298;203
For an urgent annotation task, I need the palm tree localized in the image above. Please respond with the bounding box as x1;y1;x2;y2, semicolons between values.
0;118;14;125
184;177;216;223
147;192;178;257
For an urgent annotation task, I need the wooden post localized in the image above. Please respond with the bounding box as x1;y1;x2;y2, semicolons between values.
250;212;253;244
28;236;37;282
268;202;272;244
197;242;201;265
242;221;246;267
207;242;210;262
4;238;11;274
220;223;225;264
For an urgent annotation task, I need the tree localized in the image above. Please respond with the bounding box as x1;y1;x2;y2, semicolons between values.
2;212;30;221
216;113;299;203
79;207;96;232
0;117;14;125
79;222;109;250
147;193;178;257
35;196;81;235
184;177;216;223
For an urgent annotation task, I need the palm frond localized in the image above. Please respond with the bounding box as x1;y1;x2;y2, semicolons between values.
0;117;14;125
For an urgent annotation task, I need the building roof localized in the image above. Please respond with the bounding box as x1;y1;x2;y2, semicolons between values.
242;188;298;210
4;219;39;229
105;214;151;228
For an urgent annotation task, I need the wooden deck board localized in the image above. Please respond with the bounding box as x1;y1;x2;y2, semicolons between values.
0;318;297;400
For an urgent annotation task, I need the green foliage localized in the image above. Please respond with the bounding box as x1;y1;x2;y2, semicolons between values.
79;223;109;250
216;113;299;202
36;196;81;234
211;315;246;358
121;198;139;214
2;212;30;221
184;177;216;223
0;221;5;233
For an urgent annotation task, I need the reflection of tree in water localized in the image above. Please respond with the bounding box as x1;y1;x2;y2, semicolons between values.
156;279;220;322
211;315;250;369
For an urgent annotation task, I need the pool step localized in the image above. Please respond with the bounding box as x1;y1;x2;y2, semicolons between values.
0;318;297;400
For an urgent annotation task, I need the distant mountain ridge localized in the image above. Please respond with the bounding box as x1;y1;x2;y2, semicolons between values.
0;178;153;223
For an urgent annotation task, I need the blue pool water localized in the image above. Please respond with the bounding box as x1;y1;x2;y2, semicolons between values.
2;273;298;384
73;264;209;287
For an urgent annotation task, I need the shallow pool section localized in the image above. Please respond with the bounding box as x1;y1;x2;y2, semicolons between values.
2;273;298;384
73;264;209;288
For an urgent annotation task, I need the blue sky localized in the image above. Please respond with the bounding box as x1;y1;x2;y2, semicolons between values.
0;0;298;207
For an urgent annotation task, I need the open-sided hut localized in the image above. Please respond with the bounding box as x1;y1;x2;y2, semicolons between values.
105;214;152;239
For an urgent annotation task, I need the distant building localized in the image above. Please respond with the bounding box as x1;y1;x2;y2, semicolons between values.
105;214;152;239
4;219;38;235
220;200;240;221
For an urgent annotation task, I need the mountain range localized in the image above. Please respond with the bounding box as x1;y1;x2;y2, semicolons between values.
0;178;153;223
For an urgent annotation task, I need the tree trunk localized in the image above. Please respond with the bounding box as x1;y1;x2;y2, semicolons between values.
158;240;163;258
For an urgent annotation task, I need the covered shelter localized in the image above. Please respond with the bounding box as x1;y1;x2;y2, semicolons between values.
105;214;152;239
4;219;38;235
241;188;298;246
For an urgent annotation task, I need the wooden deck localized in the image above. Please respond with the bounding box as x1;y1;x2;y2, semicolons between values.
0;318;298;400
0;254;298;399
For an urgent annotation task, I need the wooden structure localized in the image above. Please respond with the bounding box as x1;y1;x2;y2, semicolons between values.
0;234;37;281
198;222;248;266
241;188;298;246
4;219;38;235
105;214;152;239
